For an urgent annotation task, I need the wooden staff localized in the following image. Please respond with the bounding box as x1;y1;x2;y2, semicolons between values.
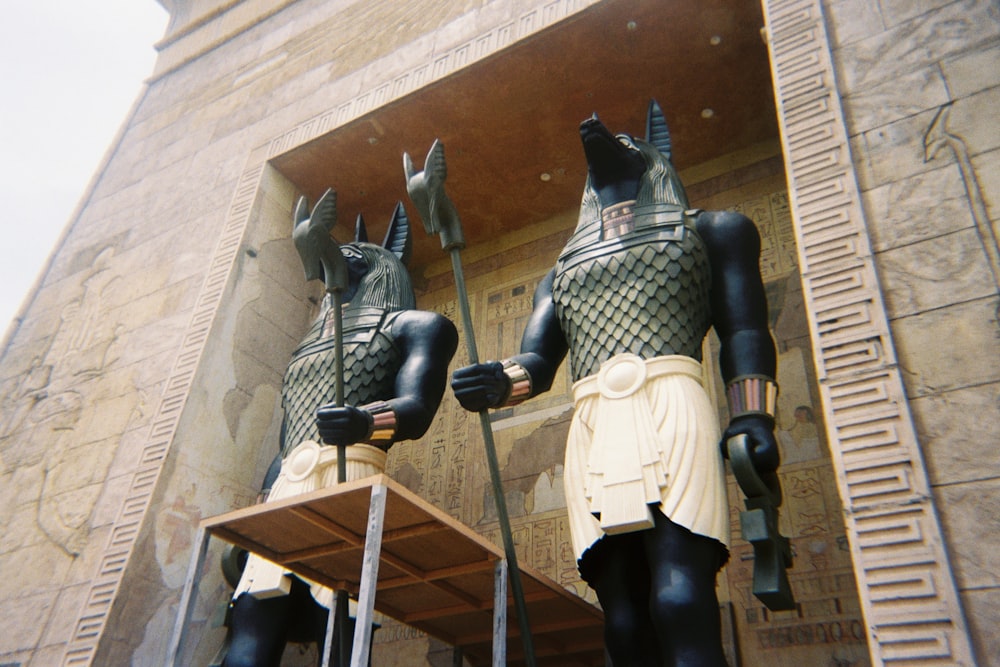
298;189;353;667
405;140;537;667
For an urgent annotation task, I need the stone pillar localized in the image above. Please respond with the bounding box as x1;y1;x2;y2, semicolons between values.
760;0;979;663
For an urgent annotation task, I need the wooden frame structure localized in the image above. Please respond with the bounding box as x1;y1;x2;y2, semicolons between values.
167;474;605;666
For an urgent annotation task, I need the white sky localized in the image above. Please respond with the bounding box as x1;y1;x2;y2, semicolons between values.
0;1;169;336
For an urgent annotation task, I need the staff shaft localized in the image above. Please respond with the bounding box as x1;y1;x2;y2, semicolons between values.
449;248;537;667
330;289;350;667
332;291;347;484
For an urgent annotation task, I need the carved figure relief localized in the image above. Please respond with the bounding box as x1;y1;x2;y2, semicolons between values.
49;247;124;378
924;102;1000;320
0;245;134;557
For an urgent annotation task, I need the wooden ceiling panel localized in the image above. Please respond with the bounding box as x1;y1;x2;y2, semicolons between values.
272;0;777;271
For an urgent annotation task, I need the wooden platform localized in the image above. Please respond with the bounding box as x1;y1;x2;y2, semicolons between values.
197;474;605;666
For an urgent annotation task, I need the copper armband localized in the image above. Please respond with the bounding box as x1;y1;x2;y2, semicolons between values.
360;400;397;445
726;375;778;420
501;359;532;406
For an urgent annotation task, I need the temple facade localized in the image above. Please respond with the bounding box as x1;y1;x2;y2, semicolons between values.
0;0;996;665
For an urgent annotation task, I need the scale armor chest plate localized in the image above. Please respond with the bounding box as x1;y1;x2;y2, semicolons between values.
281;306;402;454
552;211;713;381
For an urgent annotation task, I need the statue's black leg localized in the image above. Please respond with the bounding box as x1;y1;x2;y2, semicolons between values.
589;532;660;667
643;513;729;667
281;580;333;666
222;590;293;667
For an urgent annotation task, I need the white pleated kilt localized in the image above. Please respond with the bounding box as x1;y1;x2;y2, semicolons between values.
564;354;730;566
233;441;387;608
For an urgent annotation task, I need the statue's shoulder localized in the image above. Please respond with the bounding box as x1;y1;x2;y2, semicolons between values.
694;209;756;236
388;309;459;347
693;209;760;256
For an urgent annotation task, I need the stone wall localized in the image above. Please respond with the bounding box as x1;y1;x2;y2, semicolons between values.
0;2;605;664
824;0;1000;662
1;0;994;664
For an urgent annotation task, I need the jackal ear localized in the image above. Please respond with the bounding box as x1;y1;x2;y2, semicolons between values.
645;99;673;162
354;213;368;243
293;195;310;228
383;201;412;266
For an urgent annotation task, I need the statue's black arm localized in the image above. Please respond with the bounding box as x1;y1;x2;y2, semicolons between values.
508;269;569;393
316;310;457;446
451;269;567;411
389;310;459;440
696;210;776;380
696;210;780;471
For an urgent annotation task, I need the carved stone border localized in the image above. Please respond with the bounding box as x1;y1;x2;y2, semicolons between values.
60;1;600;664
760;0;975;664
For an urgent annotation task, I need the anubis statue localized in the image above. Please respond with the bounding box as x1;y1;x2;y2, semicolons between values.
221;192;457;667
452;101;781;667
